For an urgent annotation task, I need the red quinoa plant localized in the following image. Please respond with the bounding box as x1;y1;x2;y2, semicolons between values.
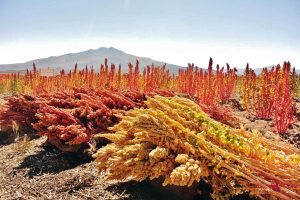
273;62;295;133
241;63;257;109
242;62;296;133
177;58;237;105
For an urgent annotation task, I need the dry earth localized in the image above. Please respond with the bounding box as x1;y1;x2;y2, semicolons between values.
0;136;200;200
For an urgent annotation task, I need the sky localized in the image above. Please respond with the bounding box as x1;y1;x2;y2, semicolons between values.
0;0;299;68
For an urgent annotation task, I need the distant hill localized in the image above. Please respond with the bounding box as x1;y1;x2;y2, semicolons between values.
0;47;183;74
236;64;300;75
1;49;296;75
236;67;268;75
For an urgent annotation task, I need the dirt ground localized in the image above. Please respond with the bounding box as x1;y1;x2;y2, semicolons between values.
0;96;299;200
0;136;202;200
226;98;300;148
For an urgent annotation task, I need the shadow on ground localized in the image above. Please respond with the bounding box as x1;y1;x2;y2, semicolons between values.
0;131;15;146
108;180;186;200
14;145;91;178
0;128;37;146
108;179;257;200
108;179;213;200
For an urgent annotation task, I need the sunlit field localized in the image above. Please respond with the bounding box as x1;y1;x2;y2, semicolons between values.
1;0;300;199
0;58;299;199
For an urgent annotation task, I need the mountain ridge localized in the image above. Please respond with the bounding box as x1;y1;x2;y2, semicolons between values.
0;47;182;74
1;48;297;75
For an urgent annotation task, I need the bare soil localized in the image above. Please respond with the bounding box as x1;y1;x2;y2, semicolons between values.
0;136;202;200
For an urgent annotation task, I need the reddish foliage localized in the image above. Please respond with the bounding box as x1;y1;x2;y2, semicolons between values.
270;182;281;192
145;89;175;97
33;88;147;151
198;103;239;127
177;93;239;127
252;67;275;119
177;58;237;105
0;88;177;151
216;63;238;102
273;62;295;133
0;95;41;128
241;64;257;109
242;62;296;133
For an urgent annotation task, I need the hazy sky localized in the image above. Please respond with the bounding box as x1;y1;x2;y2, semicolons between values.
0;0;299;68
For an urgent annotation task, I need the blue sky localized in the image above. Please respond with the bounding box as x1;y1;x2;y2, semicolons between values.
0;0;299;68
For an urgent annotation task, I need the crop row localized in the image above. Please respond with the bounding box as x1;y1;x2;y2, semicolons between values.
1;58;299;133
94;96;300;199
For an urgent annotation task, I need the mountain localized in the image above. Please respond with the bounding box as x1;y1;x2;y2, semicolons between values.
0;47;182;74
236;67;267;75
236;65;300;75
